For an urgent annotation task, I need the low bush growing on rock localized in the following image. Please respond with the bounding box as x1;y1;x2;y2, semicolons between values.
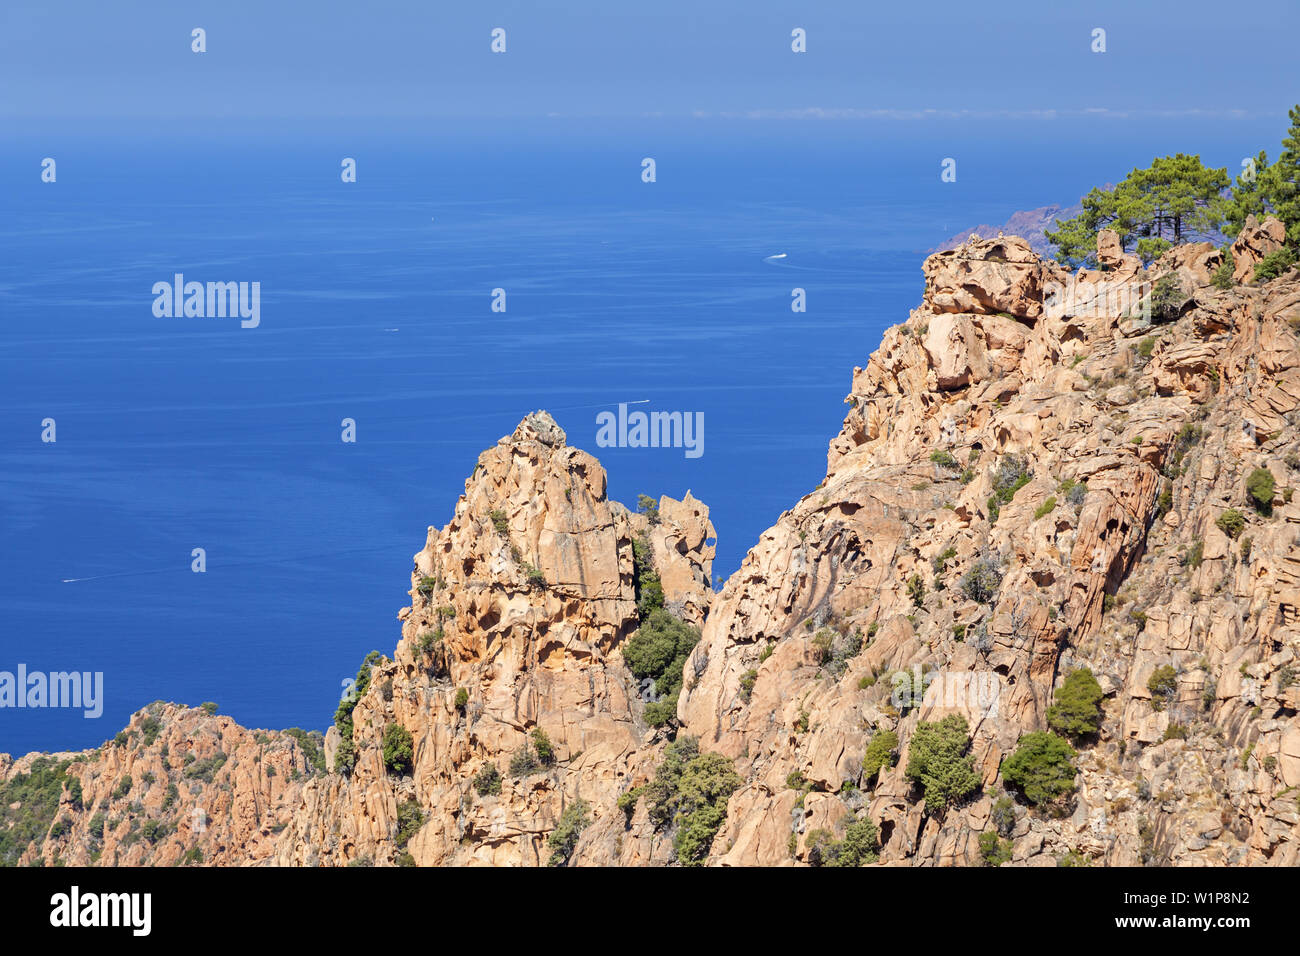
987;456;1032;523
644;736;741;866
979;831;1013;866
1001;731;1077;806
1216;508;1247;539
1246;467;1276;514
862;729;899;782
905;714;981;811
960;558;1004;605
1147;664;1178;711
1046;668;1105;740
806;817;879;867
622;608;700;727
546;799;591;867
382;723;414;776
473;763;502;796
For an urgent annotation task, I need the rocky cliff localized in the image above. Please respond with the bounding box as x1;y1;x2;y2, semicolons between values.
7;219;1300;867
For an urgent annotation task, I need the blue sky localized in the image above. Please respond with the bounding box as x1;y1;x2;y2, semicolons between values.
2;0;1296;124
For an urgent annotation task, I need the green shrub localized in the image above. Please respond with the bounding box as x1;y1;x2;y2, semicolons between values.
546;799;591;866
395;798;425;847
1253;246;1296;282
454;687;469;711
65;776;83;812
531;728;556;766
382;723;415;775
834;818;879;867
622;608;700;726
509;744;540;778
331;651;382;775
1060;478;1088;508
811;628;835;665
112;775;134;800
991;795;1016;836
807;818;879;867
1149;272;1186;322
283;727;327;774
1246;467;1276;514
199;702;218;715
140;717;162;747
642;699;676;726
473;763;502;796
333;737;357;776
140;818;173;844
1046;668;1105;739
1136;336;1158;360
1215;508;1246;539
631;533;664;615
987;456;1032;523
0;757;79;865
643;736;740;866
182;753;227;783
862;729;899;781
960;558;1004;605
617;786;644;823
1210;251;1234;289
739;668;758;702
1147;665;1177;711
1162;723;1188;741
1002;732;1077;805
907;573;926;607
930;450;959;471
1033;496;1057;521
979;830;1013;866
416;630;440;658
905;715;981;811
932;546;958;575
489;508;510;535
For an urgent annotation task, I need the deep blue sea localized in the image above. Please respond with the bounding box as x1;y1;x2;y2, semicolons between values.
0;117;1273;754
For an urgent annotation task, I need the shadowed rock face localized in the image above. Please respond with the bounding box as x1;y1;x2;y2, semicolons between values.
11;225;1300;867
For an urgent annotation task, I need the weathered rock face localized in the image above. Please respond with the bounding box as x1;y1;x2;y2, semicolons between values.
273;412;710;866
923;236;1052;320
9;703;315;867
1231;216;1287;282
9;230;1300;869
682;229;1300;867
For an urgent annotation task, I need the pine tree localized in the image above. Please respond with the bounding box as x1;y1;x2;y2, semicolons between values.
1222;105;1299;247
1047;154;1229;266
